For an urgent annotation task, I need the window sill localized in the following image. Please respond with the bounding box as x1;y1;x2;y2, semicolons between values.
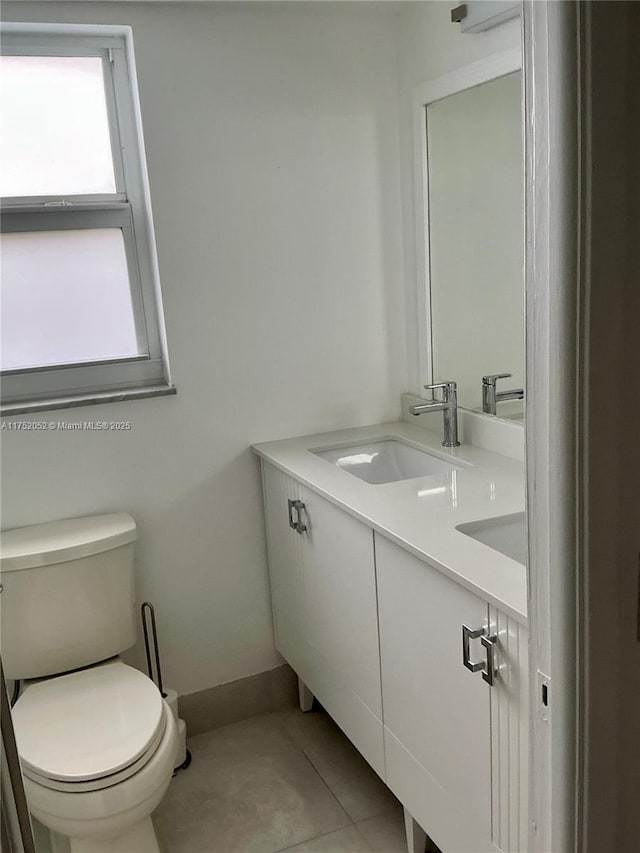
0;384;177;417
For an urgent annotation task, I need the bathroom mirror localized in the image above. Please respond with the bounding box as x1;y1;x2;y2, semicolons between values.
415;56;524;420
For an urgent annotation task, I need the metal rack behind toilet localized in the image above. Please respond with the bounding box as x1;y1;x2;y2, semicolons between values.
141;602;191;773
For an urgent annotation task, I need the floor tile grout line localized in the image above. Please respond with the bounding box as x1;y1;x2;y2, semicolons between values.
290;739;401;836
270;710;357;821
266;710;360;847
273;822;377;853
296;744;400;826
297;741;355;825
271;708;399;827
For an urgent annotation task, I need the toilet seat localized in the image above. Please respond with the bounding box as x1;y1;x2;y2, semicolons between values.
22;701;178;844
23;720;166;793
12;660;165;793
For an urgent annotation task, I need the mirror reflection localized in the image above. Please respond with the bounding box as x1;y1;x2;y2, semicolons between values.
427;71;524;419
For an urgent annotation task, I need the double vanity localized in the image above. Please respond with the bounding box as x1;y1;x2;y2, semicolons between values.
253;416;528;853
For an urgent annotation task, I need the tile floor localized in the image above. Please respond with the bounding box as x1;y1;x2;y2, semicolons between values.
154;706;424;853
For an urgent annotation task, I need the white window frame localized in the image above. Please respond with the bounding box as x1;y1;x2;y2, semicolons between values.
0;24;174;414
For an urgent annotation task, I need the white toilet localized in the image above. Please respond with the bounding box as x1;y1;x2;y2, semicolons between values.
0;513;178;853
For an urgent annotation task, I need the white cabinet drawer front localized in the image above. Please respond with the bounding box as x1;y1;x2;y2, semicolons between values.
298;483;381;718
376;534;492;847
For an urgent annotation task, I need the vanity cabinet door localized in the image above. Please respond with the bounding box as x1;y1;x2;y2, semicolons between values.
376;534;495;853
261;463;384;777
296;482;384;776
261;462;307;673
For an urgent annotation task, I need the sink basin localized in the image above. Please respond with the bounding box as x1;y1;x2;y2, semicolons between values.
456;513;526;565
312;439;457;485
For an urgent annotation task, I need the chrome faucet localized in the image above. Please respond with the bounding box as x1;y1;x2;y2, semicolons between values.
409;381;460;447
482;373;524;416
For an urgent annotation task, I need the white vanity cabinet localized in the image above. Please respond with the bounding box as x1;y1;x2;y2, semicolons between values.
260;458;528;853
376;534;529;853
261;461;385;777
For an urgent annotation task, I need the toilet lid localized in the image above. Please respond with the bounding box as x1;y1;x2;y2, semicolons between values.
12;661;165;784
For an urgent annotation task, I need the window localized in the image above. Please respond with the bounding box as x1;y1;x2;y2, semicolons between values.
0;25;173;413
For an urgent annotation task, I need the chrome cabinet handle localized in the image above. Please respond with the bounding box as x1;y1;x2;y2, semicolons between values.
287;499;307;534
481;634;497;686
462;624;486;673
287;499;297;530
462;624;497;686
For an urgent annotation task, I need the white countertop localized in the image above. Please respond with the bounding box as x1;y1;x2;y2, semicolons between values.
253;421;527;625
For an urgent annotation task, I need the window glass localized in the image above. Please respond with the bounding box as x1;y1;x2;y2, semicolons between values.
0;55;116;197
1;228;139;370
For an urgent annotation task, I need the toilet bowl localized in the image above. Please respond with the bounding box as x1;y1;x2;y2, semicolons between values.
13;659;178;851
13;660;178;852
0;513;179;853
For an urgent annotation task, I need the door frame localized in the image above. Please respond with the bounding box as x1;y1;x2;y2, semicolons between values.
525;1;640;850
1;662;36;853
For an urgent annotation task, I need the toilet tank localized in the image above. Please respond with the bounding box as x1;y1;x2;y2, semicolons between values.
0;513;138;680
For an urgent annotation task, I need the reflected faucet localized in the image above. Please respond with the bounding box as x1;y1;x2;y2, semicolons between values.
482;373;524;416
409;381;460;447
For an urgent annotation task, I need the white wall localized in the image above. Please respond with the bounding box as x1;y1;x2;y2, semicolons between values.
395;2;522;392
0;1;406;695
